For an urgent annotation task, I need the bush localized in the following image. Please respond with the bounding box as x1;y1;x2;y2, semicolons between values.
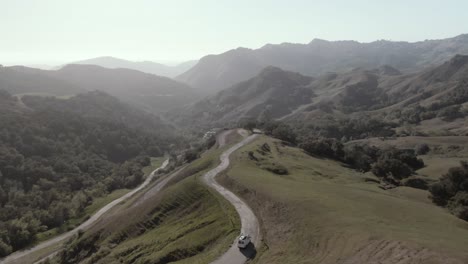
263;163;289;175
402;177;429;190
271;124;297;144
415;143;430;155
429;162;468;221
371;158;413;180
184;149;199;163
0;239;12;257
459;208;468;221
343;144;379;172
299;138;343;160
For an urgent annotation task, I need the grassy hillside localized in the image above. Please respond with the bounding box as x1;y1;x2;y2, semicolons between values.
46;135;243;264
349;136;468;180
219;136;468;264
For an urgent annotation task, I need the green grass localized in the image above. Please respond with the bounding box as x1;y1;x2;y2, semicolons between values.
350;136;468;182
50;142;242;264
142;157;166;176
219;136;468;264
418;156;468;180
90;177;239;264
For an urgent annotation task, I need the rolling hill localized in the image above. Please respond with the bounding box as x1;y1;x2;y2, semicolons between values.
176;34;468;94
172;55;468;136
69;56;197;78
51;64;199;113
0;64;200;113
0;66;86;96
169;66;314;128
219;135;468;264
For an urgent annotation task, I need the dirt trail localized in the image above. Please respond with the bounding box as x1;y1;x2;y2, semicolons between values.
1;160;169;264
204;132;260;264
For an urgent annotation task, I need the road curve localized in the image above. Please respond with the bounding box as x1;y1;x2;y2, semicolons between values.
203;132;260;264
1;160;169;264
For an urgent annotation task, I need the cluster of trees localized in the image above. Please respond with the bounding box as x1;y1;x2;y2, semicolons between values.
391;84;468;125
292;116;396;140
298;137;424;183
0;91;178;257
429;161;468;221
244;119;423;184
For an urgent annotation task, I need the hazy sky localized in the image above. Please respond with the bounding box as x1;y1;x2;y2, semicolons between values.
1;0;467;65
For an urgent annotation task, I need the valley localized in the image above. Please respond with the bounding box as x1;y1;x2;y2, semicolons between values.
2;11;468;263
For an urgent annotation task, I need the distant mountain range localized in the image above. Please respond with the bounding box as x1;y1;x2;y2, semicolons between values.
176;34;468;94
171;54;468;136
69;56;198;78
0;64;199;113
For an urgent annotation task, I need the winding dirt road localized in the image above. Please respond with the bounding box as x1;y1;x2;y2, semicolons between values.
204;132;260;264
1;160;169;264
3;130;260;264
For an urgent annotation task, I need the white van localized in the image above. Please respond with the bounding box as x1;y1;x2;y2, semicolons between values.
237;234;251;249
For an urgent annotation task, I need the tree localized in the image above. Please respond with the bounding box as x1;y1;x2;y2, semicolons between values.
299;138;344;160
415;143;430;155
271;124;297;144
184;149;199;163
429;161;468;221
0;239;12;257
371;158;413;180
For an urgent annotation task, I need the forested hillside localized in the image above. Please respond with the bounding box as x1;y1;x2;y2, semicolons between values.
0;91;183;257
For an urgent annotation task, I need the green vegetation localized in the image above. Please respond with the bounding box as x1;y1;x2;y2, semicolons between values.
429;161;468;221
0;91;182;257
219;136;468;263
253;120;424;185
36;188;131;243
142;157;166;176
46;138;241;264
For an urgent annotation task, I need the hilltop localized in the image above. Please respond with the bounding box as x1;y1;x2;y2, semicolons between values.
70;56;197;78
0;64;200;113
176;34;468;94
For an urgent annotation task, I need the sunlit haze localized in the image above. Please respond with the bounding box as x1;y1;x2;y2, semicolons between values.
2;0;468;65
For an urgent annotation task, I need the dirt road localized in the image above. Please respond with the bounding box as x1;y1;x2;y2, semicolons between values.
203;132;260;264
1;160;169;264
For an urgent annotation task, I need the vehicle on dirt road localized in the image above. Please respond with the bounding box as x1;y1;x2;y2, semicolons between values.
237;234;251;249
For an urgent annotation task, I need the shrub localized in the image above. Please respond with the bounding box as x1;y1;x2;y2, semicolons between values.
415;143;430;155
429;162;468;221
264;163;289;175
184;149;199;163
402;177;429;190
343;144;379;172
299;137;344;160
371;158;413;180
271;124;297;144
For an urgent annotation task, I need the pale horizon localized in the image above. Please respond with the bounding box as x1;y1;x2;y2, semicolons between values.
2;0;468;66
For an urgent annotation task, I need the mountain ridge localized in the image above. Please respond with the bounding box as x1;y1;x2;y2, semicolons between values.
69;56;198;78
176;34;468;94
